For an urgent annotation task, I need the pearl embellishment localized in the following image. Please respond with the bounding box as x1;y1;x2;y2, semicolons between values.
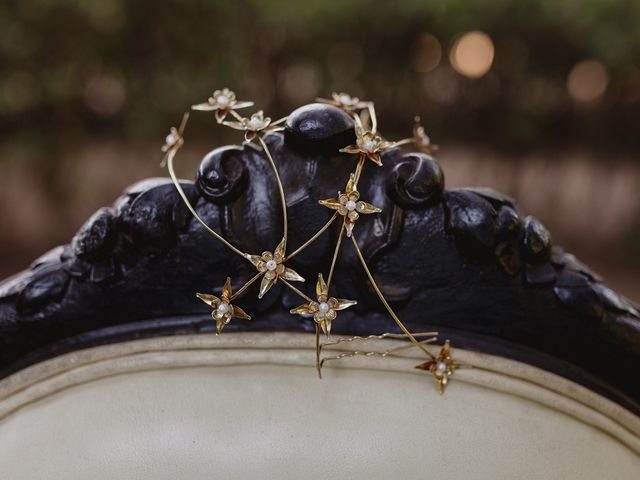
318;302;330;313
216;94;229;107
249;117;263;130
165;134;175;145
436;361;447;373
217;303;229;314
363;139;376;152
266;260;277;271
345;200;357;211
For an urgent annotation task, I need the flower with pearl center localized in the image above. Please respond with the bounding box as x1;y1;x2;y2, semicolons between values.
161;127;183;154
415;340;459;394
290;274;357;336
340;114;402;166
316;92;369;112
192;88;254;123
248;238;305;298
160;113;189;166
196;277;251;335
319;173;381;237
224;110;286;143
413;116;439;155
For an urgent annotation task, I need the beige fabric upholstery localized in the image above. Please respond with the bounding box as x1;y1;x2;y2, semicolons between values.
0;333;638;479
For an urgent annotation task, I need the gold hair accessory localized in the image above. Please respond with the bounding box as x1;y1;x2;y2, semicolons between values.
162;88;465;394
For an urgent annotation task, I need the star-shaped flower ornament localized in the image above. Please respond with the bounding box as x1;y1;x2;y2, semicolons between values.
290;273;357;336
196;277;251;335
160;113;189;166
224;110;286;143
319;173;381;237
415;340;460;394
317;92;369;112
192;88;254;123
413;116;439;155
340;114;397;166
248;238;305;298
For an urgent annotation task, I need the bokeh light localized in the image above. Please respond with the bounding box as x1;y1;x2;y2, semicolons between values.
278;63;320;105
450;31;495;79
566;60;609;103
83;73;126;116
0;1;639;303
412;33;442;73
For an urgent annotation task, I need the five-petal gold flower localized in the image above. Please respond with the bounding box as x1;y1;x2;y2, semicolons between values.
413;116;439;155
415;340;459;394
316;92;369;112
196;277;251;335
341;116;399;167
290;273;356;336
160;113;189;165
192;88;254;123
319;173;381;237
224;110;286;143
248;238;305;298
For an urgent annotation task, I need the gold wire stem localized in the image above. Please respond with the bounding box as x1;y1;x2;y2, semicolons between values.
228;109;244;121
326;222;345;289
353;155;366;187
280;278;313;302
350;233;435;360
367;102;377;134
257;135;289;251
161;112;190;168
270;116;288;127
229;272;264;301
393;137;415;148
321;331;439;348
320;338;437;368
285;211;338;262
315;324;322;379
166;149;249;259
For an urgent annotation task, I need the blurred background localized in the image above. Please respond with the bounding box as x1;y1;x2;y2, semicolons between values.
0;0;638;301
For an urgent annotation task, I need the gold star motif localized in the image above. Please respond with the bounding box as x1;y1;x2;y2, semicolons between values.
191;88;254;123
196;277;251;335
224;110;286;143
160;113;189;166
316;92;369;112
247;238;305;298
415;340;460;394
339;114;403;166
319;173;381;237
413;116;439;154
290;273;357;336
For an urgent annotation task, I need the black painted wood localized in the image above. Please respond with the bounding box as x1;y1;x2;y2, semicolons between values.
1;103;638;408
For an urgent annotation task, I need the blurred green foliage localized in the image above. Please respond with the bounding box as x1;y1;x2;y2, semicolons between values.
1;0;639;295
1;0;640;155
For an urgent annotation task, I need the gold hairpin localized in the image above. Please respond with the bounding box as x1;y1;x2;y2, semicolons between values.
163;88;465;394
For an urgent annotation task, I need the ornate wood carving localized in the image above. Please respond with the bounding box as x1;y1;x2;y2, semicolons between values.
0;103;638;408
